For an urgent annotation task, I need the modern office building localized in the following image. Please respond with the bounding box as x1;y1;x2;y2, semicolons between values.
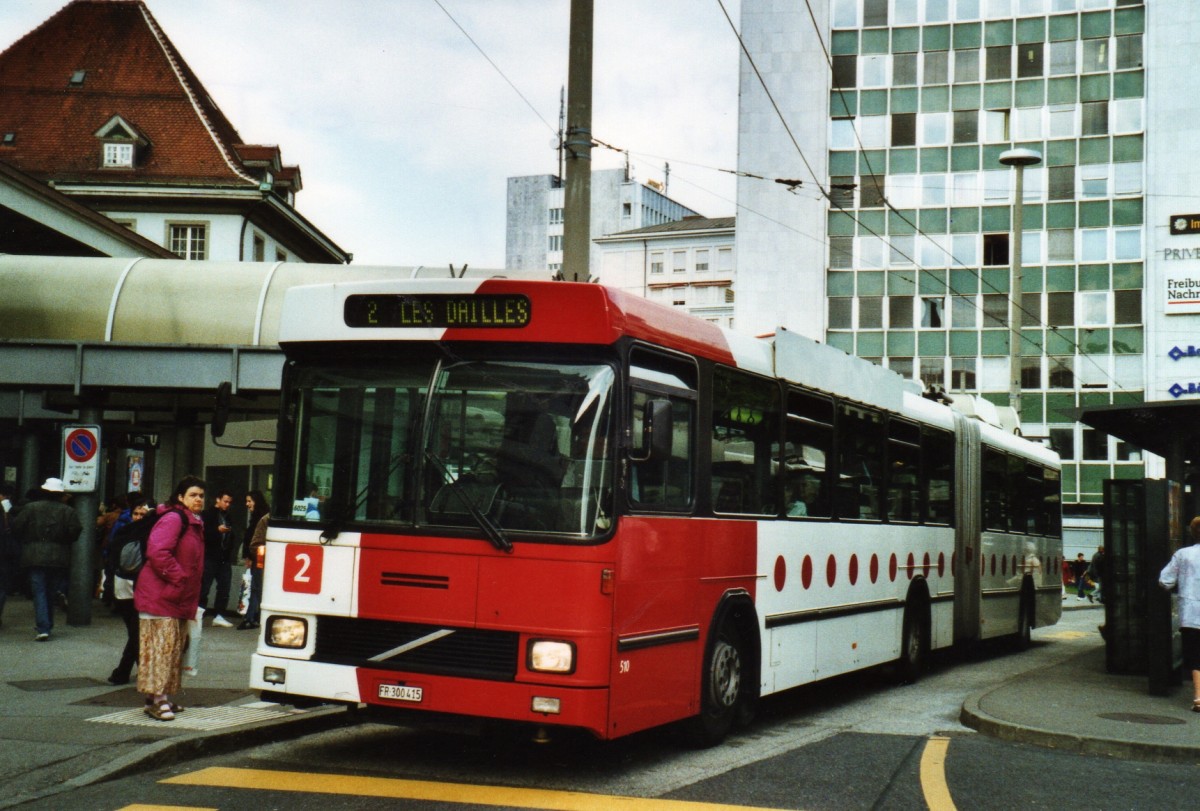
595;215;736;327
506;167;699;275
736;0;1164;515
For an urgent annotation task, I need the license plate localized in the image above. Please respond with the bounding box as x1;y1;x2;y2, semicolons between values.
378;684;423;703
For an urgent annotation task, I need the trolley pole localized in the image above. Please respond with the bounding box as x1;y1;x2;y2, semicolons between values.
562;0;593;282
999;148;1041;423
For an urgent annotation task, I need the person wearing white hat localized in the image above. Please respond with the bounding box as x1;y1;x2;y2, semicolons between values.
10;477;82;640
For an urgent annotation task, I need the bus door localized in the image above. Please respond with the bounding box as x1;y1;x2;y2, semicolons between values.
953;413;982;644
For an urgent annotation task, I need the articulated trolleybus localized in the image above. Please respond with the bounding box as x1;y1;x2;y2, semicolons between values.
251;277;1062;745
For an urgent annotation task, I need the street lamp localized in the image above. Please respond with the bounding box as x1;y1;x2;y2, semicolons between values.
999;147;1042;425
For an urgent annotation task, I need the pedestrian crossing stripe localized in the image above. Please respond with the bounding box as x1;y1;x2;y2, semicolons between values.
164;767;791;810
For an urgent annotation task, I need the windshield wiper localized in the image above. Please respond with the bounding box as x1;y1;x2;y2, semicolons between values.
425;451;512;553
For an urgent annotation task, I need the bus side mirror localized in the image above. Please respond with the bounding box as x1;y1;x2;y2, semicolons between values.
213;381;232;439
631;399;672;462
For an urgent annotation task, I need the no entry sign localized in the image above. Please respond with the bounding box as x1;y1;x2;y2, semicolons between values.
62;424;101;492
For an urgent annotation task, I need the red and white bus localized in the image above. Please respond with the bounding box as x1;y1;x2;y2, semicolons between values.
250;278;1062;744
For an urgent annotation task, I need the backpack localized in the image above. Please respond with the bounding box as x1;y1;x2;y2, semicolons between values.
113;508;187;580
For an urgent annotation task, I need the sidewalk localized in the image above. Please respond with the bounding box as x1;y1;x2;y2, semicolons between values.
0;594;350;809
0;598;1195;809
962;601;1200;764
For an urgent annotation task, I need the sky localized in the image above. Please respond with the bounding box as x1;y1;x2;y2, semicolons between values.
0;0;744;268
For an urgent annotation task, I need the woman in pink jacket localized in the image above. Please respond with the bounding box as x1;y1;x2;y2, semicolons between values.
135;475;206;721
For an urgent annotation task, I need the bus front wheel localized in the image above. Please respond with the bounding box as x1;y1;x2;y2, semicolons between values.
683;617;744;747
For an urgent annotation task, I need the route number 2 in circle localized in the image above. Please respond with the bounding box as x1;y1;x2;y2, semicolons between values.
283;544;323;594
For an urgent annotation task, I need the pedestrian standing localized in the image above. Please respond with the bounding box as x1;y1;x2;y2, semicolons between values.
238;490;269;630
0;483;18;626
1070;553;1090;600
106;495;150;685
1159;516;1200;713
1089;545;1106;603
11;478;81;641
199;490;237;627
136;476;205;722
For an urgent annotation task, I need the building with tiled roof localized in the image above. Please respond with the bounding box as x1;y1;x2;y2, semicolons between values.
0;0;348;263
595;214;736;328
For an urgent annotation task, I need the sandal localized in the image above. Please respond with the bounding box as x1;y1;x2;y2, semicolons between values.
1192;699;1200;713
144;702;175;721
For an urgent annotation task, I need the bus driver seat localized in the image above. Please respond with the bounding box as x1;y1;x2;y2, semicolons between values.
497;411;566;492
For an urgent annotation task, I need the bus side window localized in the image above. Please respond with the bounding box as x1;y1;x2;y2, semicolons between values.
982;449;1008;531
783;388;832;518
628;347;697;513
922;427;954;525
711;366;779;516
836;403;884;521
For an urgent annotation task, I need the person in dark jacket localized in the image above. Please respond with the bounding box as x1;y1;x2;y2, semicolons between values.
11;478;82;641
199;489;237;627
106;494;151;685
135;475;205;722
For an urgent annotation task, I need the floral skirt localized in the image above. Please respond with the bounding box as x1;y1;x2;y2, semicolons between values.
136;617;187;696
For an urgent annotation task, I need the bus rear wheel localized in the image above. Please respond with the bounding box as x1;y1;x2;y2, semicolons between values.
683;617;744;747
895;599;928;685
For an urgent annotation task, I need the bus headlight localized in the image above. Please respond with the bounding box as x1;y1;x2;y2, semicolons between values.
528;640;575;674
266;616;308;649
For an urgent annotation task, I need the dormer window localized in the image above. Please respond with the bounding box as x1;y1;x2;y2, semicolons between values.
103;142;134;167
69;70;86;87
94;115;149;170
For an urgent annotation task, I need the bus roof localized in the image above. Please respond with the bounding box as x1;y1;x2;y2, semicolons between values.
279;278;773;374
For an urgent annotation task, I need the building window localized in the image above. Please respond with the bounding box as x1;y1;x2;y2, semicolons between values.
983;109;1010;143
953;110;978;144
1116;34;1143;69
169;224;207;260
832;55;856;88
253;234;265;262
1017;43;1043;77
920;358;945;389
650;251;664;274
275;249;287;262
890;357;914;379
548;207;563;224
889;296;913;329
1048;104;1075;139
695;249;710;272
859;297;883;328
983;294;1007;328
1049;356;1075;389
982;234;1009;266
1114;290;1141;325
1082;39;1109;73
951;295;977;328
672;251;687;273
924;51;949;84
1079;291;1109;327
103;142;134;168
1047;230;1075;263
860;175;886;207
828;298;852;329
622;203;632;217
1048;166;1075;201
717;247;733;273
986;46;1011;80
548;234;562;252
893;53;918;85
1050;40;1076;75
951;358;976;390
954;49;979;82
891;113;916;147
920;296;945;328
1081;101;1108;136
863;0;887;26
1021;357;1041;389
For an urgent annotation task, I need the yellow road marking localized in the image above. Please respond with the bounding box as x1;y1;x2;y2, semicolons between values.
1042;630;1091;640
118;805;216;810
919;736;956;811
164;766;793;810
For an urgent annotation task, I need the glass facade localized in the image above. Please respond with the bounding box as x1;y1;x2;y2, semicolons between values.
823;0;1146;506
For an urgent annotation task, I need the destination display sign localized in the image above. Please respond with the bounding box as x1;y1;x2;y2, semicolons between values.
344;293;531;329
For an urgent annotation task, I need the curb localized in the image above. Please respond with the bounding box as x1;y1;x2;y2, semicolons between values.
0;705;355;810
960;690;1199;766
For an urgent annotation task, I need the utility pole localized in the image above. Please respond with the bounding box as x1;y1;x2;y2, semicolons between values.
562;0;593;282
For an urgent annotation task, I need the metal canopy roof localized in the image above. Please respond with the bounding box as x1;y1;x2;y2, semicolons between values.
1077;400;1200;459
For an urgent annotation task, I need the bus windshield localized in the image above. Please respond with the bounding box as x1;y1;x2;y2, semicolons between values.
286;356;616;542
